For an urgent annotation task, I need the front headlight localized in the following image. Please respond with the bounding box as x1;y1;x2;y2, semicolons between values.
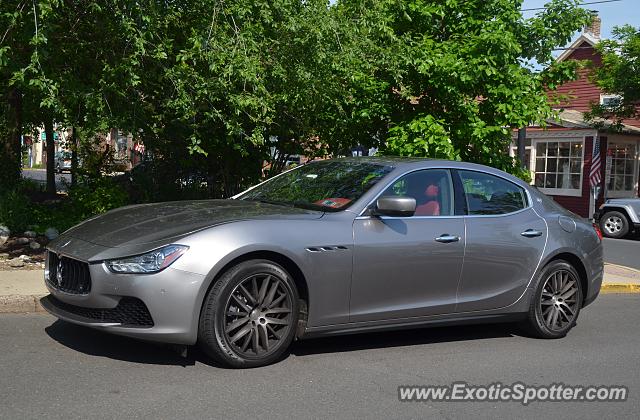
105;244;189;274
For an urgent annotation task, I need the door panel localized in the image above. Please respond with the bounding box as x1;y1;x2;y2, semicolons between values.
455;169;546;312
456;209;546;311
350;168;464;322
351;216;465;322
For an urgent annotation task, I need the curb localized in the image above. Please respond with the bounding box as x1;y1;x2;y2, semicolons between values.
600;284;640;294
0;294;47;313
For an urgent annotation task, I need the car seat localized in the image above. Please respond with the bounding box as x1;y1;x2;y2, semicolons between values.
415;184;440;216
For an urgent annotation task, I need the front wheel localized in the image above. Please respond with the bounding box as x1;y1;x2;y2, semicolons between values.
523;260;582;339
600;211;629;238
198;259;299;368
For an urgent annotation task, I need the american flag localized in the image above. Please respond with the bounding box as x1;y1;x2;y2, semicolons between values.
589;138;602;188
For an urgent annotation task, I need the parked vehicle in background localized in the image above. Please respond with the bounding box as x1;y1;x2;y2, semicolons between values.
41;158;603;368
54;152;72;174
594;199;640;239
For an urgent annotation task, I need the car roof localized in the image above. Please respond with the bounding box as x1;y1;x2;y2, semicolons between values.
327;156;431;166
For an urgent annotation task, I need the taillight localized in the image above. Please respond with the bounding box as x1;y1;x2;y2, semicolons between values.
593;223;603;241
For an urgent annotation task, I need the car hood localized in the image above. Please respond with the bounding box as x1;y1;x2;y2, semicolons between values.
59;199;322;248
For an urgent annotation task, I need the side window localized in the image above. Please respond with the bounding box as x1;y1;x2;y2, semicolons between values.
381;169;454;216
458;170;527;215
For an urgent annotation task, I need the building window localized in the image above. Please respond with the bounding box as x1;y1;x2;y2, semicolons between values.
600;94;622;109
533;139;584;196
607;141;638;196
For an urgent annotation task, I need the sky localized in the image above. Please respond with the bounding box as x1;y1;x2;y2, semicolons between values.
522;0;639;42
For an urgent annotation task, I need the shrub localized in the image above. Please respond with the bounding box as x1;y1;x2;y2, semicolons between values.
68;178;129;219
0;177;128;235
0;188;33;232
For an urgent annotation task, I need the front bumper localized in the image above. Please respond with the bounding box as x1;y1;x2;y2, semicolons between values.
42;253;207;345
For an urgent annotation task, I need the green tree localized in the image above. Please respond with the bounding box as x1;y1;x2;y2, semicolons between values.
0;0;33;191
336;0;592;177
586;25;640;129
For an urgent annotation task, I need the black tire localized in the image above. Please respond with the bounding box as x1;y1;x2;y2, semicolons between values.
599;210;629;239
198;259;299;368
523;259;583;339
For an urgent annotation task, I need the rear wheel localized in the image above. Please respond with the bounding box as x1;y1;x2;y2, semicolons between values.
523;260;582;339
198;259;299;368
600;210;629;238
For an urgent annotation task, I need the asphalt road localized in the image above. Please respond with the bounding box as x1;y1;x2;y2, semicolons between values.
0;294;638;419
22;168;71;191
603;237;640;270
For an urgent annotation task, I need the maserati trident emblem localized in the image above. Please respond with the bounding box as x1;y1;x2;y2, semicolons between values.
56;260;64;286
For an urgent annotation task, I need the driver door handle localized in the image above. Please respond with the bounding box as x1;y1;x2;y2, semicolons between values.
521;229;543;238
435;234;460;243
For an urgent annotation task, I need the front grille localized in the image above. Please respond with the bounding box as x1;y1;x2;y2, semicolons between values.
46;295;154;328
47;252;91;294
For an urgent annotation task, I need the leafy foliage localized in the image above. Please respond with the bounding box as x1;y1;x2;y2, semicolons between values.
1;0;592;199
586;25;640;129
0;177;127;233
337;0;591;176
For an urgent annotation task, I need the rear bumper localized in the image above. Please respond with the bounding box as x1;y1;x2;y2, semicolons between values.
583;245;604;308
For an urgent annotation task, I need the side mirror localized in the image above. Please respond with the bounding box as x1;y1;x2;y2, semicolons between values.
374;196;416;217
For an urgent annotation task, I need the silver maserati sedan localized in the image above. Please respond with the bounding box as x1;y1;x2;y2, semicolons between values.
41;157;604;368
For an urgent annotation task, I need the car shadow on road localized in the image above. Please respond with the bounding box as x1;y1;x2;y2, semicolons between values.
291;322;520;357
45;318;523;367
44;320;216;368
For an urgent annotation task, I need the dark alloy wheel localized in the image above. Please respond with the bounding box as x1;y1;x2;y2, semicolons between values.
199;259;299;368
539;269;580;332
223;273;293;358
524;260;582;338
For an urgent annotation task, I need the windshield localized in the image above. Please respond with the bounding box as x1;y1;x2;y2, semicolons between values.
238;160;394;212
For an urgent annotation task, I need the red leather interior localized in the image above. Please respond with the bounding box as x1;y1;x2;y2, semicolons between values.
414;184;440;216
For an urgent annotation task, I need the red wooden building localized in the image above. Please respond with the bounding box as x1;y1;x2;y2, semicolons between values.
512;16;640;218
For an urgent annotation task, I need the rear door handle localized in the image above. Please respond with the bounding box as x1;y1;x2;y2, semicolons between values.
435;234;460;243
521;229;543;238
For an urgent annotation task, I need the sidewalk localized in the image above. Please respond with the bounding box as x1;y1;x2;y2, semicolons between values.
1;263;639;313
600;263;640;293
0;270;47;313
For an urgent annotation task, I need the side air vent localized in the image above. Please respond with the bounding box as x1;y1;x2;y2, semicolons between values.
306;245;349;253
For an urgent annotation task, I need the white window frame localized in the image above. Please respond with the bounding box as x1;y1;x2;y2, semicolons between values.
600;94;623;109
531;137;585;197
508;144;534;179
605;136;640;199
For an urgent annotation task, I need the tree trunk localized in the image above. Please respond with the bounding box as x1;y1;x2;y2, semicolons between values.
44;119;56;195
70;126;78;187
1;88;22;191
